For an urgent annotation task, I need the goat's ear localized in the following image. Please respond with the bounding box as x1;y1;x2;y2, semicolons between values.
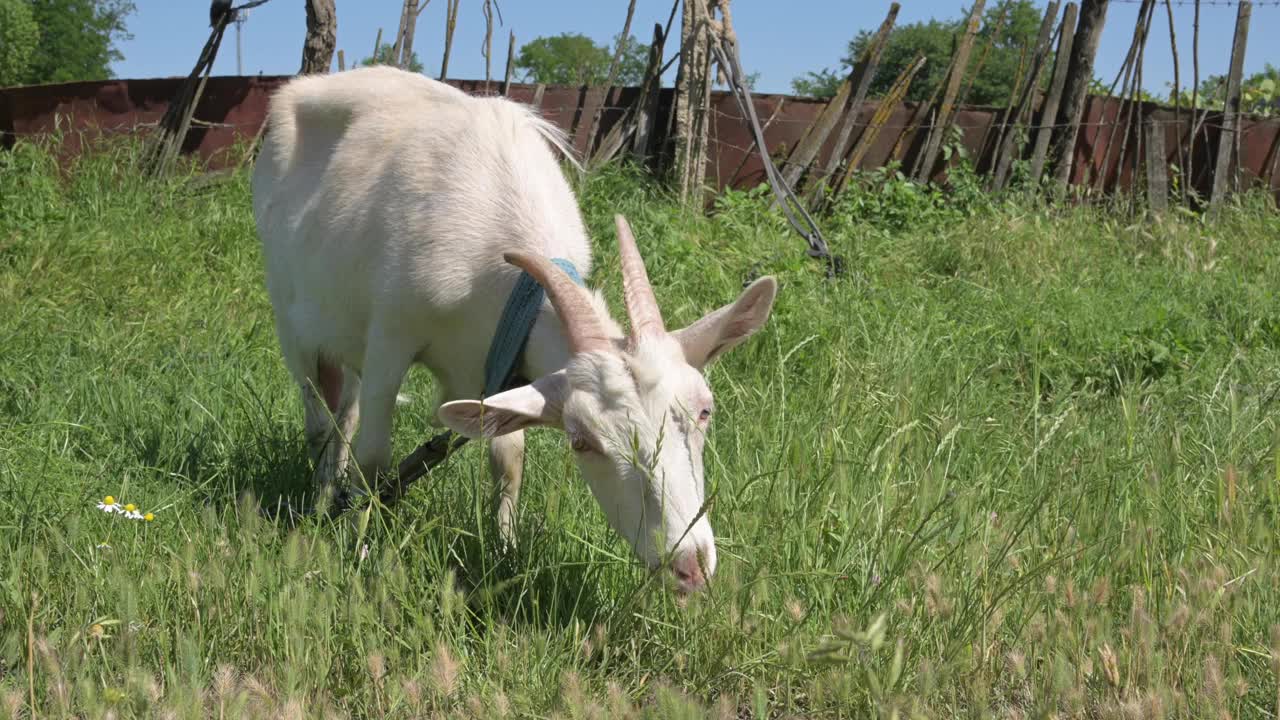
672;276;777;370
437;372;567;439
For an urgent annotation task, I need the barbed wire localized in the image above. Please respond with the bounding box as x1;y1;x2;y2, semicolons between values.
1109;0;1280;6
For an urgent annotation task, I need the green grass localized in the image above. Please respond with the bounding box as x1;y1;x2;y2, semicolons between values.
2;136;1280;719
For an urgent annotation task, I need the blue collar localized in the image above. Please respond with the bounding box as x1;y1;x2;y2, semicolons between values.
483;257;584;397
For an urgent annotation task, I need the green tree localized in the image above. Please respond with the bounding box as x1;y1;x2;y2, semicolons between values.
22;0;135;85
791;68;842;98
0;0;39;87
360;42;425;74
791;0;1044;106
515;32;648;86
1168;65;1278;116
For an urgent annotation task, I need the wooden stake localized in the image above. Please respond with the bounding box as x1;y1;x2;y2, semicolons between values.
1050;0;1110;186
1210;0;1250;208
372;27;383;64
1093;0;1152;193
986;42;1028;177
783;4;899;189
633;23;667;163
501;31;516;96
143;15;231;176
1188;0;1202;193
399;1;426;69
914;0;986;183
1027;2;1078;184
337;49;345;71
1111;0;1155;194
991;1;1061;191
439;0;459;81
300;0;338;75
1145;118;1168;212
838;54;928;196
391;0;413;68
672;0;715;205
957;2;1010;109
482;0;495;93
806;3;899;199
895;59;952;169
586;0;638;163
1163;0;1184;201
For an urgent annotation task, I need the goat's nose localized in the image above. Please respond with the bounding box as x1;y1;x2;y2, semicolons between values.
671;549;708;594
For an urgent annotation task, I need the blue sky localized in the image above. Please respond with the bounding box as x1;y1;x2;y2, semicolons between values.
112;1;1279;96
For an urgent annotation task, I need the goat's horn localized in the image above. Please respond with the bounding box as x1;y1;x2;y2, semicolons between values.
504;252;612;355
614;214;665;340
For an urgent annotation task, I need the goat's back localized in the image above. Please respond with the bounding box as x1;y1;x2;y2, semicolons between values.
250;66;592;371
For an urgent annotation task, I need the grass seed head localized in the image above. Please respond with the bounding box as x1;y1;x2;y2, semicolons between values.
213;664;239;699
1099;643;1120;687
430;643;461;699
785;597;805;622
366;652;386;687
2;692;22;719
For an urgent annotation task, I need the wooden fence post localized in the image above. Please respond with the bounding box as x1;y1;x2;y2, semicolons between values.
482;0;495;91
1145;119;1168;212
390;0;413;68
439;0;459;81
300;0;337;75
501;31;516;96
1162;0;1184;202
585;0;638;163
1091;0;1153;193
914;0;985;183
1050;0;1110;186
1210;0;1251;208
1027;2;1077;184
990;1;1060;192
142;13;232;176
803;3;900;199
633;23;667;163
672;0;715;205
837;54;928;196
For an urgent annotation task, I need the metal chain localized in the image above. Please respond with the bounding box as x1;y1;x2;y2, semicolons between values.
711;41;841;276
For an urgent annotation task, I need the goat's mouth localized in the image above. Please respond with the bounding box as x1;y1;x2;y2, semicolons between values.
666;548;710;595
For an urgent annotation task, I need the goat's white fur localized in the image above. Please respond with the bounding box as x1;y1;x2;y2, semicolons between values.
251;66;776;592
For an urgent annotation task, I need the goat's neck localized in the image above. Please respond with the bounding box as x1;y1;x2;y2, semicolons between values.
520;307;573;381
519;304;623;381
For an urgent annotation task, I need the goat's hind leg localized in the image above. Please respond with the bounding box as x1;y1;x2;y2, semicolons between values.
278;332;357;509
297;358;354;503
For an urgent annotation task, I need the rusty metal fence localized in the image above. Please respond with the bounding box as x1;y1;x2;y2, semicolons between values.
2;75;1278;202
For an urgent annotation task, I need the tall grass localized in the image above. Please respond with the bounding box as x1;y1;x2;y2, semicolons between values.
1;136;1279;718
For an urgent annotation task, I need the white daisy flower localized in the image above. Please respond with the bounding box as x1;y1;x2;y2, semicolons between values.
96;496;155;522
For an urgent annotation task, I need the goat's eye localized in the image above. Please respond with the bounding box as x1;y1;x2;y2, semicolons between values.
699;408;712;422
570;433;593;453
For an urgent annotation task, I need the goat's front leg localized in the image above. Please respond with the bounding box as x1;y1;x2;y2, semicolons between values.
488;430;525;548
351;336;415;496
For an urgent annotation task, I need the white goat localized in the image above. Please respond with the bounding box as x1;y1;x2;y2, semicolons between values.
250;66;777;593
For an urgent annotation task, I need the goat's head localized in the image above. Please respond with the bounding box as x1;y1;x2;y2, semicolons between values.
438;215;777;595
